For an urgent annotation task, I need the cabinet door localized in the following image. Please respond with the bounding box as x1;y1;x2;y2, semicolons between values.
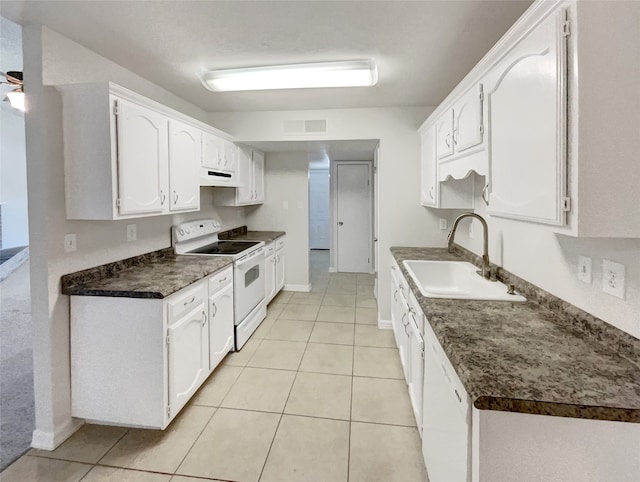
168;303;208;417
486;9;567;225
115;98;168;215
253;150;265;203
209;283;234;371
236;146;253;204
202;132;222;170
420;125;438;206
222;139;237;173
265;254;276;301
275;249;285;292
453;83;484;153
436;110;454;160
168;120;200;212
407;311;424;429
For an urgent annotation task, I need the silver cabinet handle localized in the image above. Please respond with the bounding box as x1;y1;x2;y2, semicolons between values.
211;302;217;318
393;290;398;301
445;133;451;148
482;184;489;206
453;128;458;145
429;186;434;200
160;190;166;205
202;310;207;326
183;296;196;306
174;190;178;204
218;276;227;283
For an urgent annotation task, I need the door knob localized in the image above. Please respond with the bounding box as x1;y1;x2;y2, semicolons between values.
338;221;344;226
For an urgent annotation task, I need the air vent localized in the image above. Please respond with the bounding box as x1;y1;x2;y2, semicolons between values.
283;119;328;134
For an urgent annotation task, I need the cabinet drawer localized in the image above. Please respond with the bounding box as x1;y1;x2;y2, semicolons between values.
276;237;285;251
265;242;276;257
423;319;469;419
166;281;207;323
407;291;424;336
208;266;233;294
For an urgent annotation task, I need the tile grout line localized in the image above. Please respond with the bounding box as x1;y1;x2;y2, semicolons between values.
347;320;356;482
256;333;311;482
172;404;218;478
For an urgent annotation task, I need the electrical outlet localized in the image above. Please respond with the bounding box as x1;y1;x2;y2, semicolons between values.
64;233;77;253
577;256;592;284
126;224;137;242
439;219;448;230
602;259;625;299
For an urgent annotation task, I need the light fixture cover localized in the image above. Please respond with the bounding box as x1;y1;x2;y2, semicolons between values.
198;60;378;92
7;90;25;111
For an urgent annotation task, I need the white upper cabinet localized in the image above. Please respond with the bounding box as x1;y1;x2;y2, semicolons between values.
169;119;201;212
436;110;454;160
202;132;223;170
115;98;168;216
56;82;236;220
222;139;238;173
453;83;484;154
213;145;265;206
485;9;567;225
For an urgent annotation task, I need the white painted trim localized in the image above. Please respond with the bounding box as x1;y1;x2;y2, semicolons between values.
378;318;393;330
284;283;311;292
31;418;84;451
328;267;337;273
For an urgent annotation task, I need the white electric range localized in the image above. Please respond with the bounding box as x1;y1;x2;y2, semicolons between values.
172;219;266;349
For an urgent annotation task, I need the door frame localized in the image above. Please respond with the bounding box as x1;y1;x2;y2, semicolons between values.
308;168;331;250
331;160;374;274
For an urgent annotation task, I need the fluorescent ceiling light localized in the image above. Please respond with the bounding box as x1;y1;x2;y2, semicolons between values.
7;90;25;112
198;60;378;92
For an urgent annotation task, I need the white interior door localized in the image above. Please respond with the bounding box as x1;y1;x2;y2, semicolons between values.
309;169;330;249
336;162;371;273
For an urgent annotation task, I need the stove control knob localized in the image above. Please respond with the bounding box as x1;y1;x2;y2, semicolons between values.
178;228;185;236
185;228;190;234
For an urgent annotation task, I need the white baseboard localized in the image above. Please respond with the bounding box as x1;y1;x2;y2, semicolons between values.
31;418;84;451
328;267;337;273
378;318;392;330
284;283;311;292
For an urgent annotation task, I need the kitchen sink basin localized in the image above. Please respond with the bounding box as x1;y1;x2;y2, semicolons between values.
402;260;526;302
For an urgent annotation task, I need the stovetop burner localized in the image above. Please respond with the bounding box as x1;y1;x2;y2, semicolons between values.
189;240;261;256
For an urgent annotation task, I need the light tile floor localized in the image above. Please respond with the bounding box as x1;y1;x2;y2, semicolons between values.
1;250;428;482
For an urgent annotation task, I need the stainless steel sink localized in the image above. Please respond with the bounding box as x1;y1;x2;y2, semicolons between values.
402;260;526;302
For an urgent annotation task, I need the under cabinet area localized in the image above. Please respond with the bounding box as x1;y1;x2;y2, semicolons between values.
213;146;265;206
70;266;234;429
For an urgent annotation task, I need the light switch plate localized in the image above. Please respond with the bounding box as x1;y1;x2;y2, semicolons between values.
439;219;448;230
577;256;592;283
602;259;625;299
126;224;137;242
64;233;77;253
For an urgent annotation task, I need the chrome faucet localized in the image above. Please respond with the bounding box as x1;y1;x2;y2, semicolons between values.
447;212;492;280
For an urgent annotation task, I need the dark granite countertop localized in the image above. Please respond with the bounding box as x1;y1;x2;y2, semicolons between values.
391;246;640;423
220;226;285;244
62;248;233;299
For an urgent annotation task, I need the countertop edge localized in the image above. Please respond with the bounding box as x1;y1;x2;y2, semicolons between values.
390;246;640;424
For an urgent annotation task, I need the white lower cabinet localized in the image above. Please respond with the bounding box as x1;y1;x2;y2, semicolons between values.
264;237;285;303
275;237;286;292
208;267;234;371
70;268;234;429
167;284;208;417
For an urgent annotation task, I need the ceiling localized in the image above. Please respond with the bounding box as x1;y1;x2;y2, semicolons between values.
0;0;532;113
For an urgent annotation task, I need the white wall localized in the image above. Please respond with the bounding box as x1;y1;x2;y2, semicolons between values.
24;26;247;449
245;152;310;289
455;177;640;339
0;17;28;249
208;106;448;323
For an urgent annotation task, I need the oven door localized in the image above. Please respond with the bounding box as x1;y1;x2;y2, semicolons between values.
234;247;265;324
